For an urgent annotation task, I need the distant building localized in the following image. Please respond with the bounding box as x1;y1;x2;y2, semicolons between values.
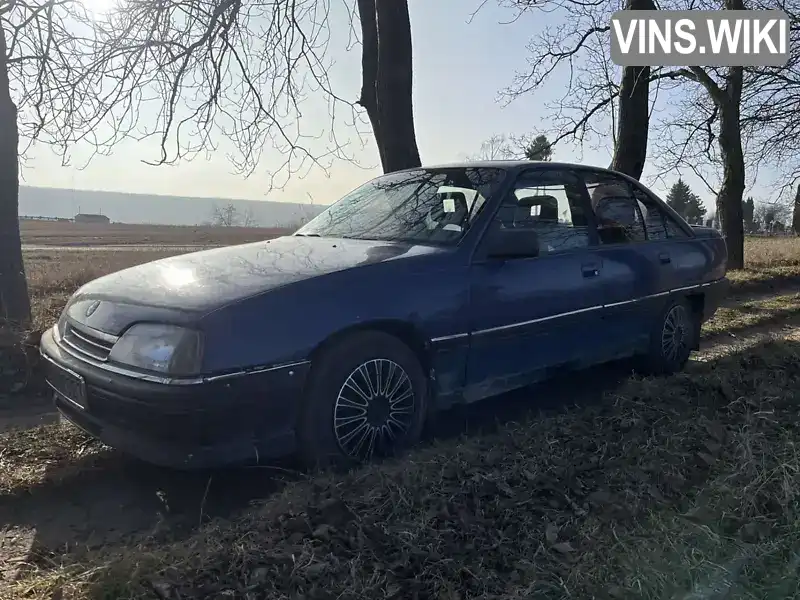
74;213;110;224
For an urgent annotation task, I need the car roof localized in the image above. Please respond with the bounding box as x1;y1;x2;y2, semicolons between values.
400;160;628;177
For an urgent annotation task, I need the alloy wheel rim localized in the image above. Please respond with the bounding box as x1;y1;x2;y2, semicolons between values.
661;304;689;362
333;359;415;461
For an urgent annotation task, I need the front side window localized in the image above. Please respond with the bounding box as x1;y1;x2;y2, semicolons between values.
295;167;506;245
495;170;591;256
584;172;646;244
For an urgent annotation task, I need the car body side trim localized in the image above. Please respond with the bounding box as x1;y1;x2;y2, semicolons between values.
474;305;602;336
433;278;725;342
203;361;311;383
430;332;470;343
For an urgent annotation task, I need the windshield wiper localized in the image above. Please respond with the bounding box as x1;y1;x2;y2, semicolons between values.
294;233;321;237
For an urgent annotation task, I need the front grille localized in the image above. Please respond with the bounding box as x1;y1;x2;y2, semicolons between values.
62;322;117;362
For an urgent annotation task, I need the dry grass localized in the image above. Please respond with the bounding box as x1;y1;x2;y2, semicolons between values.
727;236;800;298
20;220;291;246
4;333;800;599
740;236;800;268
702;292;800;339
0;424;103;496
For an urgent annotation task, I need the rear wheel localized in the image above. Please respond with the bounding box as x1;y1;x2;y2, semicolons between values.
297;331;428;469
639;297;697;375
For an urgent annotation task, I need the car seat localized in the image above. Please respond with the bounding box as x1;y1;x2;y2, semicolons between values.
422;191;470;243
591;183;636;244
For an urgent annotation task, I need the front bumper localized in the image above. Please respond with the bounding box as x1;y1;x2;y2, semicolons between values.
39;327;311;469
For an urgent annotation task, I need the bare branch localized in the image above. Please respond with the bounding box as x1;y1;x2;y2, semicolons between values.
4;0;367;191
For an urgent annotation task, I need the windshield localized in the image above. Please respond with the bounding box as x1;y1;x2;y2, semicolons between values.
295;167;507;245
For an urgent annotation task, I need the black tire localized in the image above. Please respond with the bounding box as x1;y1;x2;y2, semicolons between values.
297;331;429;469
638;297;697;375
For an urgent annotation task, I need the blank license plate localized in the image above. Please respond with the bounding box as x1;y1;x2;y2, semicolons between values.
46;361;87;410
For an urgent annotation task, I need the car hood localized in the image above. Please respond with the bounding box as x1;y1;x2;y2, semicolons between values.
67;236;444;322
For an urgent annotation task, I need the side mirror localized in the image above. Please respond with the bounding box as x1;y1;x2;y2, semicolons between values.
486;228;540;259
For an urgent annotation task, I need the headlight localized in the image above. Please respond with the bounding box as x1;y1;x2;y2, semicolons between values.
109;324;203;376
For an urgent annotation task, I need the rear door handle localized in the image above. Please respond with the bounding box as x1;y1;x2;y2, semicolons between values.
581;263;600;278
658;252;671;264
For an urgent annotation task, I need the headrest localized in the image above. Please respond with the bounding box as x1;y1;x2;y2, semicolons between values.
517;195;559;221
591;183;629;208
438;191;468;216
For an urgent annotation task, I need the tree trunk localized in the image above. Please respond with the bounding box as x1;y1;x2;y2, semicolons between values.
0;22;31;337
609;65;651;179
356;0;386;170
792;183;800;235
373;0;421;173
608;0;655;180
716;67;745;270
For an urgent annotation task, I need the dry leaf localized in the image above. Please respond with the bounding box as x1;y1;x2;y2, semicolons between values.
545;523;559;544
697;451;716;465
551;542;573;554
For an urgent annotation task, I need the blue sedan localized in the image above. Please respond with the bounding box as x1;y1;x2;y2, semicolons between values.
40;161;729;469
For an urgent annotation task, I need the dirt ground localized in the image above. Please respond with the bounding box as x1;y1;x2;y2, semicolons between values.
2;280;800;591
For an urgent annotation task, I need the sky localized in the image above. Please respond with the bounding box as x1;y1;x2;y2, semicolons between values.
17;0;783;213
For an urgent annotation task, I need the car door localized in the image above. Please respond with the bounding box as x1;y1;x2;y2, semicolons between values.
631;183;713;289
580;170;675;354
464;168;608;403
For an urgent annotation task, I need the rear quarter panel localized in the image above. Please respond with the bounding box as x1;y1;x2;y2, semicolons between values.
669;236;727;287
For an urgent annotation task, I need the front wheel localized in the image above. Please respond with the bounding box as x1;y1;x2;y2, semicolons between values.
638;298;697;375
297;331;428;469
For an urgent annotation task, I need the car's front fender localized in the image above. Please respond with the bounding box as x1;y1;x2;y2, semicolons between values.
197;260;471;374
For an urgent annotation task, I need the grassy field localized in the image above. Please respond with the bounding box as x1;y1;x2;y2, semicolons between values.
3;235;800;599
20;220;292;247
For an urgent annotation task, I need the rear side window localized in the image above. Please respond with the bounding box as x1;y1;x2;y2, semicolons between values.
583;172;646;244
634;190;669;240
634;188;690;240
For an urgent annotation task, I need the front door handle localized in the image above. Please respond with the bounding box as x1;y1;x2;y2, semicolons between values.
658;252;671;264
581;264;600;278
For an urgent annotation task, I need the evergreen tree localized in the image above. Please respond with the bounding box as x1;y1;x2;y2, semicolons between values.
742;197;756;233
684;194;707;225
524;135;553;161
666;179;691;217
666;178;706;224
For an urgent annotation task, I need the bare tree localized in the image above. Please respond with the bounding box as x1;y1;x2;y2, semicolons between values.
471;134;518;160
210;203;258;227
241;208;257;228
608;0;656;178
496;0;654;179
356;0;421;173
471;133;554;161
211;204;237;227
754;199;793;232
0;0;369;336
492;0;790;268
